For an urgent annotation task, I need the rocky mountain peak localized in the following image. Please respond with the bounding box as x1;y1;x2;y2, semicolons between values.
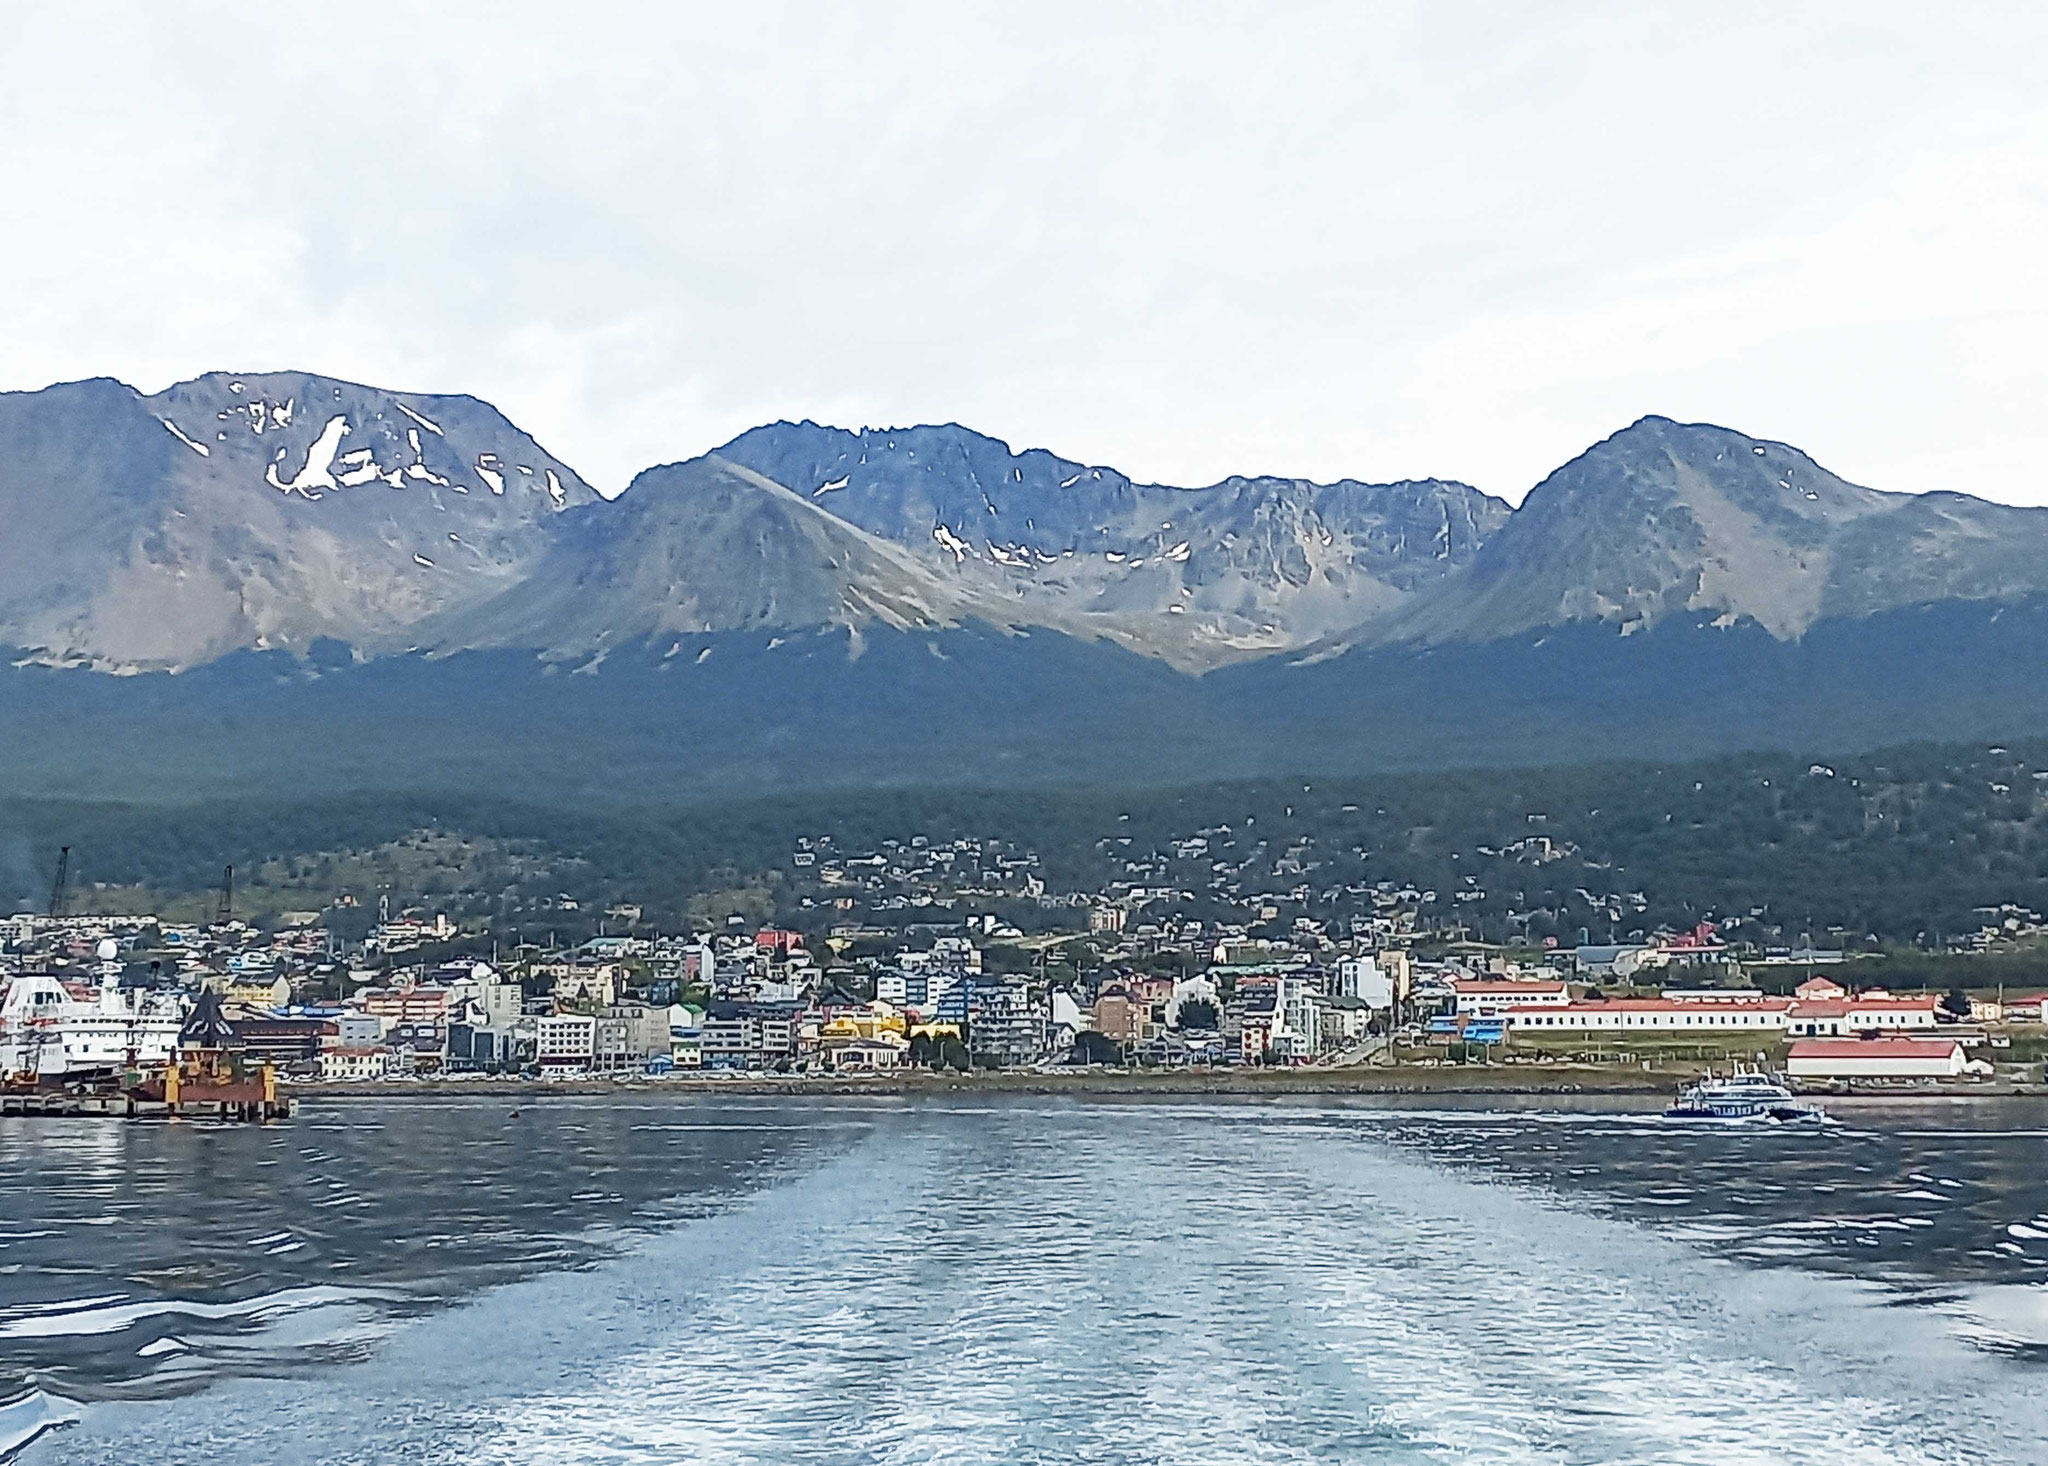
145;370;597;513
1360;415;2043;647
0;371;597;671
713;419;1509;668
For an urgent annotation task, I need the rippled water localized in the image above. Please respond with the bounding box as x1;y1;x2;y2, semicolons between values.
7;1094;2048;1463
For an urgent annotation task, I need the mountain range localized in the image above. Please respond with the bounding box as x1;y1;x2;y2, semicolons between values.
3;370;2047;802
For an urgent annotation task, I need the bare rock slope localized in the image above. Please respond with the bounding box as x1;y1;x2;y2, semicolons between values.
0;372;595;670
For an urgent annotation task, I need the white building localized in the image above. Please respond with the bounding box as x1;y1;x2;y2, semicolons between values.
1786;1037;1967;1080
1451;979;1570;1015
1046;988;1086;1051
335;1012;386;1046
1255;976;1323;1061
1783;993;1940;1038
536;1013;597;1073
1511;998;1792;1034
320;1046;390;1082
455;963;524;1030
1337;956;1393;1009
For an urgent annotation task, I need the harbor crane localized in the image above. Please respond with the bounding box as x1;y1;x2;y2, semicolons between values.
47;846;69;920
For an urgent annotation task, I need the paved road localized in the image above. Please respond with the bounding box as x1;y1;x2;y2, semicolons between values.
1313;1034;1391;1069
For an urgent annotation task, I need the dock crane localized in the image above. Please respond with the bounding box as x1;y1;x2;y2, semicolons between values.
217;864;234;926
47;846;69;920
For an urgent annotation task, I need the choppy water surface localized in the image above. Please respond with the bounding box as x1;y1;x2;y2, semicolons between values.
6;1094;2048;1463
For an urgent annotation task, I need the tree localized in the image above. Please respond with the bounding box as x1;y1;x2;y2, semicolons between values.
321;904;376;946
1070;1031;1123;1066
1174;998;1220;1031
1940;986;1974;1021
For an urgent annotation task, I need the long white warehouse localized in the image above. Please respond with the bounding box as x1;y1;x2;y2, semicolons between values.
1785;1037;1966;1080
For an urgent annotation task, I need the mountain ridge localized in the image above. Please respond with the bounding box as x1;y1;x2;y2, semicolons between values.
10;375;2048;674
6;371;2048;785
5;373;2048;796
708;420;1509;667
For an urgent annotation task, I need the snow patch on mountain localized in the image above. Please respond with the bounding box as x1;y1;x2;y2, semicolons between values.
396;402;443;436
265;414;350;497
158;417;209;456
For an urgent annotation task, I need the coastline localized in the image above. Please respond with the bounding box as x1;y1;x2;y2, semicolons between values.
281;1067;2047;1103
284;1065;1678;1101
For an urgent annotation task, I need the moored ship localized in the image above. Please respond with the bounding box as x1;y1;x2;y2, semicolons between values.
0;940;187;1083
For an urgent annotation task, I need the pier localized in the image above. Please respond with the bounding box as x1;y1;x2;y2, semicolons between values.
0;1089;292;1121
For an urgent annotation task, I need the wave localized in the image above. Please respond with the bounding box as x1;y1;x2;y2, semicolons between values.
0;1392;79;1462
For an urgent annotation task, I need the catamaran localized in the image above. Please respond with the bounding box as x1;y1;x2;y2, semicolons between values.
1664;1068;1828;1123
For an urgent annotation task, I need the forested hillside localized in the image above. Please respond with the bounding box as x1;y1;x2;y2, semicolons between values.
8;736;2048;950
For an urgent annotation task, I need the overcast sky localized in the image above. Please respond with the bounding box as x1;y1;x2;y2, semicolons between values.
4;2;2044;502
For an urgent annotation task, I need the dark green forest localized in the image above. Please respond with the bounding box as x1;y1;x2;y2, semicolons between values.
7;735;2048;948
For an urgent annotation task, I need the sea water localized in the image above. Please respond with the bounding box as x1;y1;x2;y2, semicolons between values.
6;1093;2048;1463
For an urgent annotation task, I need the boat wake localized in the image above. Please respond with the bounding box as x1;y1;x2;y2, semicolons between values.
0;1391;80;1463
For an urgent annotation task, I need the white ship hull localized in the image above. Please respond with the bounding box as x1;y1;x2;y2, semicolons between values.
0;974;187;1080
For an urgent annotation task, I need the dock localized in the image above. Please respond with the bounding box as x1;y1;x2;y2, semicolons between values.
0;1089;292;1121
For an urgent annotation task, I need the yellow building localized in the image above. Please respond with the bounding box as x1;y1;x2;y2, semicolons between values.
819;1029;909;1071
819;1003;910;1045
206;974;292;1009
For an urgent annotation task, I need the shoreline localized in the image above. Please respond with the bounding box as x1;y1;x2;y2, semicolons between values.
282;1068;2048;1102
286;1066;1662;1099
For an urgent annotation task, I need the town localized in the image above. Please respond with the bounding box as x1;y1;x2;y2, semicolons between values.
5;824;2045;1093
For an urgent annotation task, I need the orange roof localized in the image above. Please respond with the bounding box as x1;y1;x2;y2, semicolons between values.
1788;995;1939;1018
1561;997;1793;1013
1572;1003;1785;1015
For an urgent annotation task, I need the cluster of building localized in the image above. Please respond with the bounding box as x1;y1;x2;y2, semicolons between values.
1;896;2037;1087
1443;971;1999;1081
1;905;1410;1079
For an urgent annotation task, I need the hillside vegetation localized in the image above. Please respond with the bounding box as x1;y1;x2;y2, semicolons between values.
8;736;2048;951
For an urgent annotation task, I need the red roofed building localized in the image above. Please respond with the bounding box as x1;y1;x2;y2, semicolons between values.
1512;997;1792;1035
1654;923;1728;965
1784;992;1939;1038
2004;993;2048;1024
1794;976;1847;1001
1786;1037;1967;1080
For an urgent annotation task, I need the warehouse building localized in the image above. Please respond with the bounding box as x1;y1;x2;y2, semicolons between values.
1785;1037;1968;1081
